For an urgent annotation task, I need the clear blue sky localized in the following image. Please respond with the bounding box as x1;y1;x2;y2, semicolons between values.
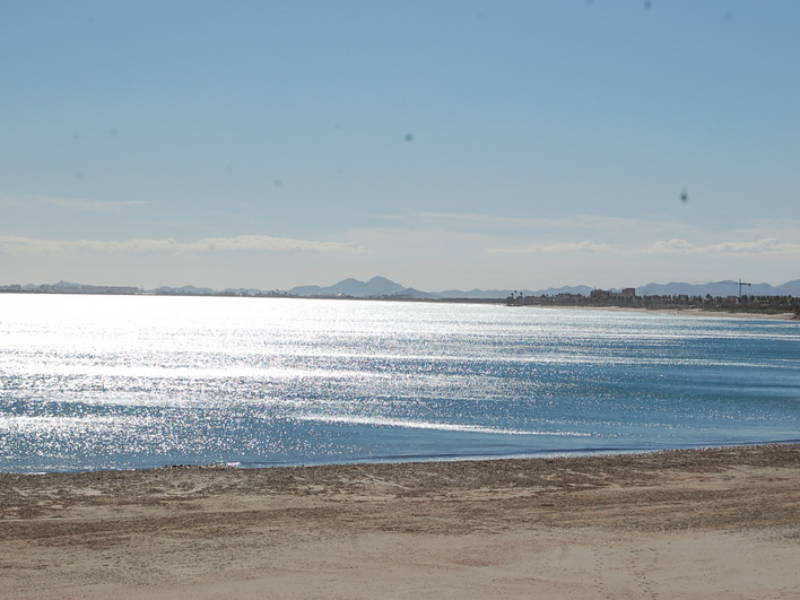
2;0;798;290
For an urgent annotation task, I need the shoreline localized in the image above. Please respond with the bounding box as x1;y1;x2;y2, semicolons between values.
7;437;800;476
3;443;799;599
4;442;798;495
2;290;796;321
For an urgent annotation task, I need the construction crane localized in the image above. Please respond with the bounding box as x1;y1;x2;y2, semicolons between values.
737;278;751;298
723;279;752;298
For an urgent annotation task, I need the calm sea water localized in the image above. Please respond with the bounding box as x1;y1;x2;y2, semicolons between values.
1;294;799;473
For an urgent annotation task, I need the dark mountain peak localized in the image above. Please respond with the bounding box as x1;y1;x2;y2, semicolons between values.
366;275;397;285
290;275;413;297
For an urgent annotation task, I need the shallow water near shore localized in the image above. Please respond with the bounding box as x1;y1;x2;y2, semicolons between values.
1;294;799;473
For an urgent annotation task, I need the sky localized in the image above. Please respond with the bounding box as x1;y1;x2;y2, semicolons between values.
1;0;798;291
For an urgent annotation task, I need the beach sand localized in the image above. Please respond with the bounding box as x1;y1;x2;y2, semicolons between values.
2;444;799;599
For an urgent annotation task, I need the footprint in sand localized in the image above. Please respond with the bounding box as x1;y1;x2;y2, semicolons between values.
626;545;660;600
591;545;614;600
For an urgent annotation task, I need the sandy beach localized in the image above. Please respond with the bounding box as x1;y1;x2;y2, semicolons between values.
1;444;799;599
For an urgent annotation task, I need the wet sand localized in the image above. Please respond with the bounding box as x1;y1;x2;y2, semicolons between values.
2;444;799;599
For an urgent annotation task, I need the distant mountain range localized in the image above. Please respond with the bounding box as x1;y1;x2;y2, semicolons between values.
289;277;594;299
289;276;800;299
4;277;799;299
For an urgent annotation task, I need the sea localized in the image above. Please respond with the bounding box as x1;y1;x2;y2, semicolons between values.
1;293;799;473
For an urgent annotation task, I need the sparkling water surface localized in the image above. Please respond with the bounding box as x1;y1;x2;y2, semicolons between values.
1;294;799;473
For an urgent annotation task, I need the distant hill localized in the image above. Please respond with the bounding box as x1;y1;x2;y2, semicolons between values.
290;277;594;299
291;276;800;299
636;280;800;297
290;276;433;298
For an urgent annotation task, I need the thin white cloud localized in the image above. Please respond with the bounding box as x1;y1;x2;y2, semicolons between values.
374;212;800;261
44;196;150;212
0;234;361;256
367;213;409;222
0;196;25;208
649;239;696;254
1;194;149;212
417;211;682;232
648;238;800;257
489;240;613;254
193;235;360;253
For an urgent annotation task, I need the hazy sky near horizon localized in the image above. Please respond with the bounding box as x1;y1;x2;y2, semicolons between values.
2;0;798;290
